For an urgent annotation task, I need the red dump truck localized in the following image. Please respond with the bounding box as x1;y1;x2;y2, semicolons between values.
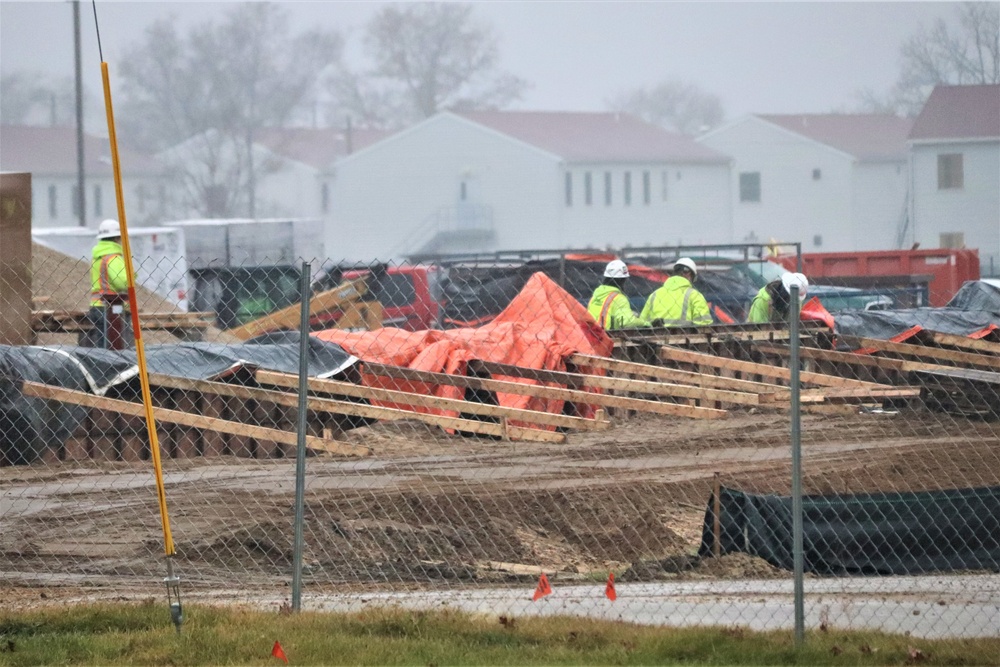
776;249;980;307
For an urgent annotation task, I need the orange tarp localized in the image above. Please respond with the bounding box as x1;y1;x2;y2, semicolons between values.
313;272;613;420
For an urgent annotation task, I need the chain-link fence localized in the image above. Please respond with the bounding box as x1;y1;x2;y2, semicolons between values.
2;239;999;649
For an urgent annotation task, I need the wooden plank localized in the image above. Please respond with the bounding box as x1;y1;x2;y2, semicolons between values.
658;345;882;389
226;277;368;341
255;370;610;432
568;353;789;395
21;381;370;457
923;331;1000;356
839;335;1000;371
361;362;727;420
473;359;764;406
145;373;565;443
799;386;922;403
755;342;909;372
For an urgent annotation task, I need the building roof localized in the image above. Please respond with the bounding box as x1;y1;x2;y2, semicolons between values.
456;110;729;164
254;126;391;169
0;125;163;176
758;114;914;161
909;84;1000;142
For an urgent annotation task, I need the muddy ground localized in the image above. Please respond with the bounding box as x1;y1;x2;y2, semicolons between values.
2;408;999;606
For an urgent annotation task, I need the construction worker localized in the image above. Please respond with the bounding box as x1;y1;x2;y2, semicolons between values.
640;257;712;327
587;260;649;330
747;272;809;323
80;219;132;349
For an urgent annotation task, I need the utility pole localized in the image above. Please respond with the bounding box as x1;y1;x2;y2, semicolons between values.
74;0;87;227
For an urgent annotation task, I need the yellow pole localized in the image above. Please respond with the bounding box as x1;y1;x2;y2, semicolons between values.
99;61;175;555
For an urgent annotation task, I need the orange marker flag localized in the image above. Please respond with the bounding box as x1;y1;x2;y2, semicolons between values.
272;640;289;664
532;573;553;601
605;572;617;601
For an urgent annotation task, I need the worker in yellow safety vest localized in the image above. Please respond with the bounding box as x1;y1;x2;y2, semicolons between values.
587;260;650;330
747;272;809;323
640;257;712;326
80;219;133;349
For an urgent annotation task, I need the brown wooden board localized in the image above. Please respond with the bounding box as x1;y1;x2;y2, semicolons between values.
21;381;370;457
839;335;1000;372
255;370;609;432
361;362;727;420
145;373;565;443
226;277;368;340
658;345;882;388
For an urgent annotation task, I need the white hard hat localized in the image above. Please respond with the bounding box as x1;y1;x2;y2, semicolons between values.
781;272;809;300
673;257;698;277
604;259;630;279
97;219;121;240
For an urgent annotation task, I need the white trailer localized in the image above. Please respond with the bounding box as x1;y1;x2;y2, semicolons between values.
32;226;190;311
162;218;325;269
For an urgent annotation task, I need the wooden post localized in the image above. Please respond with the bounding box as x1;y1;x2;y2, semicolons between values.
713;471;722;558
201;394;227;456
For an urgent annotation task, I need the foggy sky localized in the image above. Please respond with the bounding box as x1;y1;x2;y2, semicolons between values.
1;1;955;121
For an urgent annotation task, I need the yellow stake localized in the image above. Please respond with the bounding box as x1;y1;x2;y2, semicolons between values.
100;61;175;556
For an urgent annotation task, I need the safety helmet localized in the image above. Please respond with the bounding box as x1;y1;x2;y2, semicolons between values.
673;257;698;277
97;219;121;240
781;272;809;300
603;259;630;279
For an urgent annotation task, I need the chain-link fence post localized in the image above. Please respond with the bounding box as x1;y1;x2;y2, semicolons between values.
291;261;312;612
790;283;804;647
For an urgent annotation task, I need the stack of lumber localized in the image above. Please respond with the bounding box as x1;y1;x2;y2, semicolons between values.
31;310;215;336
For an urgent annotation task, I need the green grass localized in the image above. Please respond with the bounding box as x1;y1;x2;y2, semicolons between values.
0;601;997;666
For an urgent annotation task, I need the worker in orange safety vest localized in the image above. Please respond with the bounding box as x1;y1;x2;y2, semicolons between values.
80;219;133;349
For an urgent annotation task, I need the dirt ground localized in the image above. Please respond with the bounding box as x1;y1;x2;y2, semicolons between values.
2;406;998;608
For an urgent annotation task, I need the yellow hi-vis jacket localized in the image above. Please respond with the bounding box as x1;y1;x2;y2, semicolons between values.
587;284;649;330
89;239;129;308
640;275;712;326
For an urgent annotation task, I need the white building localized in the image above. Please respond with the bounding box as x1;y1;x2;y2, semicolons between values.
158;126;388;221
0;125;167;229
323;111;732;262
906;84;1000;275
698;114;913;253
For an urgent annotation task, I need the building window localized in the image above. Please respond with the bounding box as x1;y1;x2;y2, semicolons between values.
813;234;823;247
937;153;963;189
564;172;572;207
48;185;57;218
623;172;632;206
584;172;593;206
739;172;761;202
321;183;329;213
72;186;80;217
642;171;651;205
459;181;467;201
604;171;612;206
812;168;822;180
661;171;668;201
93;184;102;217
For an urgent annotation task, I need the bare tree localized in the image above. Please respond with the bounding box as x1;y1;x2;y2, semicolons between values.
329;3;528;127
606;80;725;136
0;72;88;127
857;2;999;116
117;3;342;217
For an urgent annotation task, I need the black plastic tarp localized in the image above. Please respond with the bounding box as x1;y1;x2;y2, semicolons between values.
699;486;1000;575
947;280;1000;313
0;335;357;465
833;307;1000;342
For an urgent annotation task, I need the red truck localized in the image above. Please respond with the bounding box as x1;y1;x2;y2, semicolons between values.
338;265;445;331
776;249;980;307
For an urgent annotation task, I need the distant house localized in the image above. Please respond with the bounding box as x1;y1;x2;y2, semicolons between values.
323;111;732;262
0;125;167;229
906;84;1000;275
158;126;388;221
698;114;913;253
